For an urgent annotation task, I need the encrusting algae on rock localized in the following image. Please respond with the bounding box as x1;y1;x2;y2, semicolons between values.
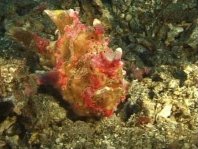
9;9;128;117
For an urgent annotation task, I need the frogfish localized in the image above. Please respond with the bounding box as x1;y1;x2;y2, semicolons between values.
9;9;128;117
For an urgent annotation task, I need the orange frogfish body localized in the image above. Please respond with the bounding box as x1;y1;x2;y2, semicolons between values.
10;9;128;117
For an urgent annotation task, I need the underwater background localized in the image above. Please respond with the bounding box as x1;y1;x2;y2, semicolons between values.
0;0;198;148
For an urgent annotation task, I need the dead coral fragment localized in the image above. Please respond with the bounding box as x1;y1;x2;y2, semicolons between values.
10;9;127;117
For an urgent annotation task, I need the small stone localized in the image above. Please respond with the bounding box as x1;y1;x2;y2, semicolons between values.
168;80;179;89
157;104;172;118
120;13;125;19
125;14;132;21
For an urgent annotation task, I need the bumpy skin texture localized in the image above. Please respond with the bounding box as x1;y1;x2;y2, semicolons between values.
12;9;127;117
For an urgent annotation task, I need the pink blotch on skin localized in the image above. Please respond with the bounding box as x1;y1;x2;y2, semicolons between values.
91;52;122;77
33;34;49;54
